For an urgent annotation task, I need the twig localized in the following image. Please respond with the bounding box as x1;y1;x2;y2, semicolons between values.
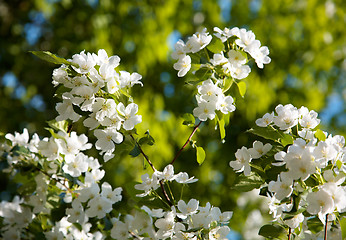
130;134;156;171
171;121;202;165
130;134;173;206
288;227;291;240
324;214;328;240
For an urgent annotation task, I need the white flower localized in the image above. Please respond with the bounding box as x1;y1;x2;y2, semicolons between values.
86;195;113;218
134;173;160;197
306;189;334;215
185;28;212;53
193;100;217;121
210;52;228;66
77;183;100;202
177;199;199;219
197;79;223;102
93;98;118;122
173;55;191;77
66;200;86;223
228;49;247;65
298;106;320;129
217;95;236;114
229;146;252;176
94;128;123;153
110;219;130;240
71;50;96;74
155;211;176;239
62;152;89;177
284;213;304;229
119;71;143;88
223;62;251;79
175;172;198;184
101;182;122;204
55;94;81;122
273;104;299;130
117;103;142;131
247;41;271;68
248;141;272;159
157;164;176;181
209;226;230;240
171;39;187;60
93;49;120;68
268;174;293;201
84;168;105;184
255;112;274;127
5;128;29;147
213;26;239;42
210;207;233;224
235;28;257;51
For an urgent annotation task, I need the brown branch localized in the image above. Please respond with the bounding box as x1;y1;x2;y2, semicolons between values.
324;214;328;240
288;227;291;240
171;121;202;165
130;134;156;172
130;134;173;206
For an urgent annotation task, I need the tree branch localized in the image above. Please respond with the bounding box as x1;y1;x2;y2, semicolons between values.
171;121;202;165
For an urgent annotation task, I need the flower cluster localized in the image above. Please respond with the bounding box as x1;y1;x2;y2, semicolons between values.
1;127;123;239
230;104;346;238
53;49;142;161
107;164;233;240
172;27;270;122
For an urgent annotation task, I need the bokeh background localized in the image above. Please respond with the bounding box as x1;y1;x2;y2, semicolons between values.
1;0;345;238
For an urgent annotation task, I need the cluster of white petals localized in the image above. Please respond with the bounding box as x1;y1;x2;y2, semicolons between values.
233;104;346;235
53;49;143;161
193;79;236;121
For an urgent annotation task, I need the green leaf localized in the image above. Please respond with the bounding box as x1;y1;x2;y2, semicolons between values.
236;81;246;97
138;131;155;146
222;77;233;93
30;51;77;67
185;78;205;86
47;120;69;133
307;217;324;234
218;117;226;140
258;224;287;238
182;113;196;127
207;37;225;53
248;125;282;142
280;133;294;146
315;129;326;141
196;146;206;165
194;67;212;80
232;172;264;192
129;145;141;157
189;53;201;64
340;216;346;240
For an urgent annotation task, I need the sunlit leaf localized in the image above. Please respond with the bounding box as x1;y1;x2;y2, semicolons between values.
258;224;287;239
182;113;196;127
207;37;225;53
232;172;264;192
237;81;246;97
196;146;205;165
315;129;326;141
30;51;77;67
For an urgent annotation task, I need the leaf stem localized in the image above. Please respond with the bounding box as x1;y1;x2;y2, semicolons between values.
171;121;202;165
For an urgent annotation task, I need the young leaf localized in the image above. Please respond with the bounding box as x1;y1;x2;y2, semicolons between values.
194;67;212;80
206;37;225;53
232;172;264;192
340;216;346;240
280;133;294;146
182;113;196;127
218;117;226;140
236;81;246;97
258;224;287;238
196;146;206;165
138;131;155;146
129;145;141;157
222;77;233;93
248;125;282;142
30;51;77;67
314;129;326;141
306;217;324;234
47;120;69;133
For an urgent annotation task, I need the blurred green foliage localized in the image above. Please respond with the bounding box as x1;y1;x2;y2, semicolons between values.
0;0;345;237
